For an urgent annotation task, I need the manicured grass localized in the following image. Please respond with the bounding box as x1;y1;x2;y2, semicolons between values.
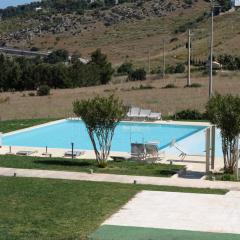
91;225;240;240
0;118;57;133
0;155;184;177
0;177;227;240
207;173;240;182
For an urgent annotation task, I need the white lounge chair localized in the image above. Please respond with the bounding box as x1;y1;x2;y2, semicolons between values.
148;112;161;120
139;109;151;119
127;107;141;118
131;143;146;160
16;150;38;156
64;150;85;158
131;143;163;163
145;143;164;162
170;139;187;160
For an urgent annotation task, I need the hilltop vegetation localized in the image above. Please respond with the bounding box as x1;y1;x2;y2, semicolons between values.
0;49;113;91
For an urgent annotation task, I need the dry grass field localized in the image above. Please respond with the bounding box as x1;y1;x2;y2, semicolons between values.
0;71;239;120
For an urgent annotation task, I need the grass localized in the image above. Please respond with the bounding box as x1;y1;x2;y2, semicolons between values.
0;155;184;177
0;71;239;120
207;173;240;182
0;176;227;239
91;225;240;240
0;118;57;133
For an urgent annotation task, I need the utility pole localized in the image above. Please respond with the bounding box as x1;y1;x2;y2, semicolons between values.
163;39;166;81
187;29;191;86
236;135;239;180
148;49;151;74
208;0;214;98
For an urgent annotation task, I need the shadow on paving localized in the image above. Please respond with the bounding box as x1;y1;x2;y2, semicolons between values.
179;170;205;179
90;225;240;240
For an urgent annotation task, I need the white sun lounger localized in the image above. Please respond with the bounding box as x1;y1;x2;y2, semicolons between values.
131;143;163;162
16;150;38;156
145;143;165;162
64;150;85;157
148;112;161;120
127;107;140;118
139;109;151;119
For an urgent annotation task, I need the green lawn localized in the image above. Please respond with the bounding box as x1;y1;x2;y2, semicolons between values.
91;225;240;240
0;155;184;177
0;177;227;240
0;118;57;133
207;173;240;182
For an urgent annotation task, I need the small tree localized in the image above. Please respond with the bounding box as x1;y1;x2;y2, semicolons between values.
90;49;114;85
73;95;127;167
37;85;50;96
117;62;133;75
45;49;69;64
128;68;146;81
206;94;240;173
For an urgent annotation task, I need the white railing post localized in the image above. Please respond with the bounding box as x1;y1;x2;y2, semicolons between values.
206;128;211;174
211;125;216;170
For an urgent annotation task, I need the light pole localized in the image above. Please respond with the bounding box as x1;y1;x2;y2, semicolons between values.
187;29;192;87
208;0;220;98
163;38;166;81
208;0;214;98
236;136;239;181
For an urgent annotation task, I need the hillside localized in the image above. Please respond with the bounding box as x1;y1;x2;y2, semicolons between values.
0;0;239;69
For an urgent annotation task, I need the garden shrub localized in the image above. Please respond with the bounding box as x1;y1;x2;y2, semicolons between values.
117;62;133;75
174;109;205;120
163;84;177;89
128;68;146;81
28;92;35;97
37;85;50;96
185;83;202;88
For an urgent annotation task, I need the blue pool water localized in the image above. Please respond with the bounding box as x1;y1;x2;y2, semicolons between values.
3;120;206;153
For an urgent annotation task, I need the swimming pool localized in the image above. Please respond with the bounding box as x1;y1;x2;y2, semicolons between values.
3;120;206;153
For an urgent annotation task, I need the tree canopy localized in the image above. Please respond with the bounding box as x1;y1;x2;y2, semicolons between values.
0;49;113;91
206;94;240;173
73;95;127;167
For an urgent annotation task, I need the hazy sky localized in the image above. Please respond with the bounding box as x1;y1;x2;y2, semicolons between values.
0;0;40;9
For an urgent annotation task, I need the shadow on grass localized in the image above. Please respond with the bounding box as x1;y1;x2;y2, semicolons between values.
158;169;179;176
34;160;93;167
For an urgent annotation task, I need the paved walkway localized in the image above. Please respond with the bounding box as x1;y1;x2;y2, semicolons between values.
103;190;240;234
91;191;240;240
0;167;240;190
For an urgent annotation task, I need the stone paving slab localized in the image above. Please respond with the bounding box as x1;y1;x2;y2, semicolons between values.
103;190;240;234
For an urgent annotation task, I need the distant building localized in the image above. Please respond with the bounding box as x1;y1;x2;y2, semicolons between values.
79;58;90;64
231;0;240;8
206;61;222;70
68;56;90;64
35;7;42;12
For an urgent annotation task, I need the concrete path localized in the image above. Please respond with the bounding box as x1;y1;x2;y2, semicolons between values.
0;167;240;190
103;190;240;234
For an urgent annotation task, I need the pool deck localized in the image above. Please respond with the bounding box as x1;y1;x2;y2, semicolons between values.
0;144;225;174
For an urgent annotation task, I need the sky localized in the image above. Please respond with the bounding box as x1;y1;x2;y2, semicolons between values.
0;0;40;9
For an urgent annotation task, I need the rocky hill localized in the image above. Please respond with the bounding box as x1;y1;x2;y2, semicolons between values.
0;0;239;67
